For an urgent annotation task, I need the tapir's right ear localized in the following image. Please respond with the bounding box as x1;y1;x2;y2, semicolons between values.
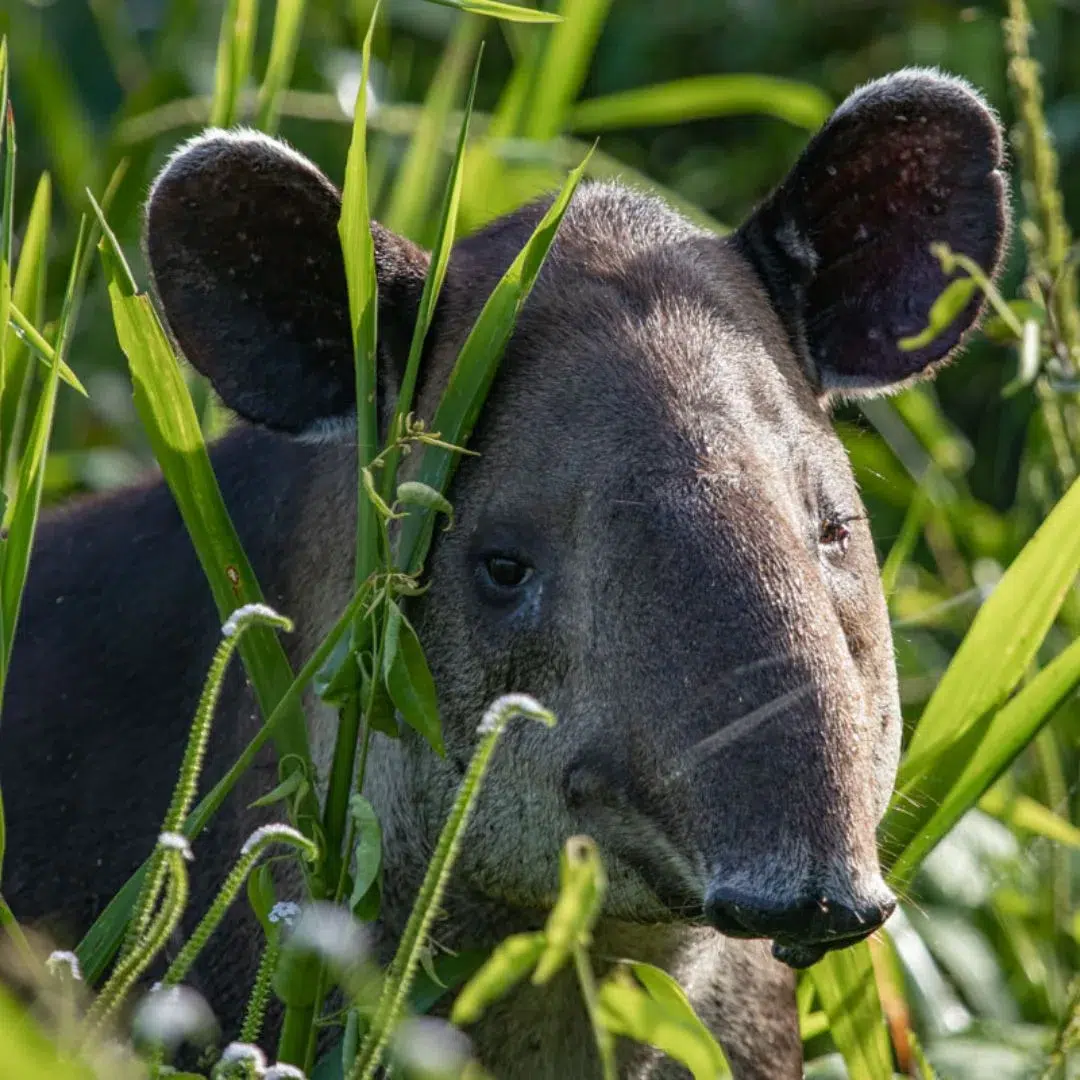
145;130;429;435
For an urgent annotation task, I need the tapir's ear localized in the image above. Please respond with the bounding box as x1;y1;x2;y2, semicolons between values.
735;69;1009;398
145;130;429;435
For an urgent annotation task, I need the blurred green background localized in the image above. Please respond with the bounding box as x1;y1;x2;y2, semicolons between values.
1;0;1077;1076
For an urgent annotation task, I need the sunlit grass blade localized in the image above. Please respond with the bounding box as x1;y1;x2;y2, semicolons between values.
422;0;560;21
340;0;381;590
520;0;612;140
2;174;49;485
380;46;484;503
978;787;1080;849
210;0;260;128
810;942;893;1080
7;305;87;397
569;74;833;134
0;207;93;693
1;44;12;415
900;470;1080;773
88;195;318;848
884;632;1080;887
383;15;484;242
254;0;306;134
397;146;593;572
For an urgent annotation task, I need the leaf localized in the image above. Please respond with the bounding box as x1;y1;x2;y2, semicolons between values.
451;932;546;1025
533;835;606;985
90;198;318;866
570;74;833;133
898;275;979;351
382;599;443;755
596;967;731;1080
209;0;260;129
899;463;1080;784
314;630;362;707
395;481;454;529
885;632;1080;886
254;0;307;134
809;943;893;1080
383;16;485;242
348;794;383;911
978;788;1080;849
249;769;307;809
422;0;561;22
396;146;593;573
983;298;1045;343
247;861;278;934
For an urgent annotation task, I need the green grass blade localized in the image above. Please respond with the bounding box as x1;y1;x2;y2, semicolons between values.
810;943;893;1080
5;303;85;397
397;146;593;572
339;0;381;589
422;0;560;22
254;0;306;134
209;0;260;128
2;174;50;487
884;632;1080;887
520;0;612;140
380;46;483;502
900;470;1080;775
89;196;318;839
1;46;12;416
0;206;92;693
383;15;484;242
569;74;833;134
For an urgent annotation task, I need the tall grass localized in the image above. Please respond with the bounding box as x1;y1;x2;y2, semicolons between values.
0;1;1077;1078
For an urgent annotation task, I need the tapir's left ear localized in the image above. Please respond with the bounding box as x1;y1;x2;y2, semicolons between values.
735;69;1009;398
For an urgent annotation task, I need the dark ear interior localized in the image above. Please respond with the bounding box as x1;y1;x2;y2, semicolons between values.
735;69;1009;396
145;131;429;435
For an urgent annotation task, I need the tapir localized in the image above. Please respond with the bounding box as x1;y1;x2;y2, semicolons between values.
1;68;1007;1077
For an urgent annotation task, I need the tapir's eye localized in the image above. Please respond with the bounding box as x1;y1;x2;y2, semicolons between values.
819;515;855;555
478;554;534;598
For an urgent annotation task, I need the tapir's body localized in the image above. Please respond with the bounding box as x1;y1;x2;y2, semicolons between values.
1;69;1007;1078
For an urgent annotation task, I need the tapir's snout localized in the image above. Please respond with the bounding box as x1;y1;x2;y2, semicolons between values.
704;872;897;969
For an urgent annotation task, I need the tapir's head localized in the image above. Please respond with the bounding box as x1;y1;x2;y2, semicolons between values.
146;70;1007;967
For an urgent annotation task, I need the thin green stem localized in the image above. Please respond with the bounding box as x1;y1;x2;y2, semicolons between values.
574;946;617;1080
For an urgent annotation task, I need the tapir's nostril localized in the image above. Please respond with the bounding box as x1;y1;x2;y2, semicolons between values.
704;879;896;957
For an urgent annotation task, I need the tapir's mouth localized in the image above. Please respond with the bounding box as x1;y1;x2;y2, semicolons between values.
770;923;878;969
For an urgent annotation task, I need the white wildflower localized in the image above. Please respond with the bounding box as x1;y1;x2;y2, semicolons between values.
477;693;551;735
222;603;291;639
240;823;308;856
132;984;217;1051
268;901;302;927
158;832;194;860
288;902;368;970
265;1065;307;1080
218;1041;268;1074
45;950;81;981
391;1017;471;1077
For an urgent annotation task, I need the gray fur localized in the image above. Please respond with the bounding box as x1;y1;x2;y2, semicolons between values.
1;69;1007;1078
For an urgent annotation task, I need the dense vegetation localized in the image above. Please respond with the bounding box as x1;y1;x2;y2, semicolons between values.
0;0;1076;1077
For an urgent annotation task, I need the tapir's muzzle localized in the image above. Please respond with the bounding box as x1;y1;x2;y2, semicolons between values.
703;874;897;968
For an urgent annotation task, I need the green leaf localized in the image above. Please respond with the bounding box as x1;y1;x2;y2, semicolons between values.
249;769;307;809
422;0;561;22
89;197;318;863
382;599;443;755
451;932;546;1025
247;861;278;934
395;481;454;529
885;632;1080;885
314;627;363;707
383;16;485;242
209;0;260;128
596;966;731;1080
978;788;1080;849
983;298;1045;343
397;145;593;573
254;0;307;134
570;74;833;133
533;835;606;985
521;0;613;140
348;794;383;911
810;943;892;1080
900;465;1080;777
898;275;979;351
379;44;483;510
